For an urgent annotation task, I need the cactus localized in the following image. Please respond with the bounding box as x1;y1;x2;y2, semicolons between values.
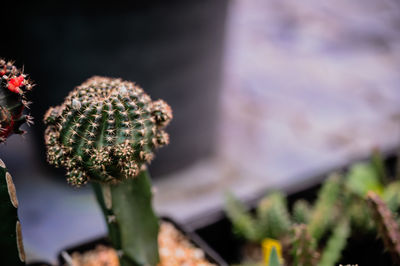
345;162;383;198
382;181;400;213
291;224;319;266
0;59;33;143
256;192;291;240
0;159;25;266
44;76;172;266
308;174;341;242
0;59;33;265
225;192;260;242
225;192;291;243
318;219;350;266
367;192;400;264
292;200;311;225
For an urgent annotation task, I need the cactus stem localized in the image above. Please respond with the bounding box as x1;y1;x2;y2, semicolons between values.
0;159;25;265
92;170;159;266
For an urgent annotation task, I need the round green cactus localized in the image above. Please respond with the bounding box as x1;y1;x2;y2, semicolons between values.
44;76;172;186
0;59;33;143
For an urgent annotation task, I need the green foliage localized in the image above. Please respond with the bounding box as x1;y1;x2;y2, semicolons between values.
308;174;341;241
382;181;400;213
225;192;291;242
346;199;373;232
345;162;383;198
227;151;400;266
318;219;350;266
0;159;25;265
371;150;388;185
292;200;311;225
225;192;261;242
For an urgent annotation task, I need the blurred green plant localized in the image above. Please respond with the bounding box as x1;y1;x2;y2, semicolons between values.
225;150;400;266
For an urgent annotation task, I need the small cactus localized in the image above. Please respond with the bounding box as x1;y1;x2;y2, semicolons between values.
318;219;350;266
225;192;291;243
308;174;341;242
0;59;32;265
256;192;291;240
44;76;172;266
0;59;33;142
367;192;400;264
225;192;260;242
291;224;319;266
292;200;311;225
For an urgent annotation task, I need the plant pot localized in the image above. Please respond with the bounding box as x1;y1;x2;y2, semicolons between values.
58;217;227;266
194;149;399;265
0;0;229;178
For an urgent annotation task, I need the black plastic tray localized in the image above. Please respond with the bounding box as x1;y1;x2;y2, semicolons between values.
58;217;227;266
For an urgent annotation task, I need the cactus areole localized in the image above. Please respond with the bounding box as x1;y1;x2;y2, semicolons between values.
44;76;172;266
44;76;172;186
0;59;33;143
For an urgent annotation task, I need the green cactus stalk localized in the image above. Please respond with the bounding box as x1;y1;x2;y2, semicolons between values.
367;192;400;264
292;200;311;225
308;174;341;242
318;218;350;266
44;76;172;266
225;192;260;242
256;192;291;240
0;59;33;265
0;159;25;266
291;224;319;266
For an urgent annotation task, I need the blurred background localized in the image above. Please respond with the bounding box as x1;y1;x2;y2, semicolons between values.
1;0;400;263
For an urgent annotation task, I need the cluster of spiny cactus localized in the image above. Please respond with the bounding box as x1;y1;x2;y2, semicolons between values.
226;175;349;266
0;59;33;143
226;151;400;266
0;59;34;265
44;76;172;266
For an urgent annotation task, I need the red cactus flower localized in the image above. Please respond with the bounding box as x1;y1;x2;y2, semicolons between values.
7;76;24;94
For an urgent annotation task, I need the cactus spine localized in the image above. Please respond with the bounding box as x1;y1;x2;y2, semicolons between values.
44;76;172;266
0;59;32;265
